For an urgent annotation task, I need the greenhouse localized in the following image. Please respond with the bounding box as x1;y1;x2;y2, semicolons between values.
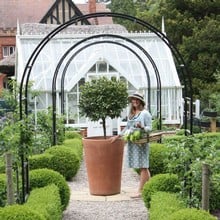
16;23;183;136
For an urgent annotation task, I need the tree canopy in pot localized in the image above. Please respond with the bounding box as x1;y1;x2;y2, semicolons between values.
79;77;128;139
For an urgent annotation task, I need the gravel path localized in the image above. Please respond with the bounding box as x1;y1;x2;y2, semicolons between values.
62;148;149;220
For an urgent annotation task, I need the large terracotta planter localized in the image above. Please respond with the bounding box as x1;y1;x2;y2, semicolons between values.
83;137;124;196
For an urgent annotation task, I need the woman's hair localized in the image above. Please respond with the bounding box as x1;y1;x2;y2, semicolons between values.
128;102;145;119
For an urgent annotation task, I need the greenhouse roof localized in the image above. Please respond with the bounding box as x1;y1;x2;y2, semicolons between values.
16;23;182;92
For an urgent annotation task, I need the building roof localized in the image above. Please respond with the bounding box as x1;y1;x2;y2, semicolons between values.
20;23;126;35
0;0;112;29
0;0;54;28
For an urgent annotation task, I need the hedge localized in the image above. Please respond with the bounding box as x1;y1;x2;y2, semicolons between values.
63;138;83;161
0;174;6;207
45;145;80;180
65;131;82;140
150;143;167;176
142;173;180;208
169;208;217;220
29;154;53;170
0;205;45;220
29;169;70;210
150;192;186;220
30;145;81;180
26;184;62;220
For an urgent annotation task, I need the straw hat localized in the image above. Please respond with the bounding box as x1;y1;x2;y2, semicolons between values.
128;91;145;106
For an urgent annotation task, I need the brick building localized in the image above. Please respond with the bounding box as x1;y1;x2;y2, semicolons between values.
0;0;112;89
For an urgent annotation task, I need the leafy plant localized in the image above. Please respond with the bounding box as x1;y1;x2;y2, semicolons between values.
79;77;128;138
164;133;220;210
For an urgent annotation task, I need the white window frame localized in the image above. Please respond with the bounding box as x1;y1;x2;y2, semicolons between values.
2;46;15;58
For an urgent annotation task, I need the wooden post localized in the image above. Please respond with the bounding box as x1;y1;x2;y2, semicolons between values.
210;117;216;132
202;163;210;211
5;152;14;205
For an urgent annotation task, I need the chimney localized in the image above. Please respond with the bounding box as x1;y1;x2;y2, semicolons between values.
88;0;98;25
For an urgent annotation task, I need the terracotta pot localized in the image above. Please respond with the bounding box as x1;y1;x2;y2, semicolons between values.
83;137;124;196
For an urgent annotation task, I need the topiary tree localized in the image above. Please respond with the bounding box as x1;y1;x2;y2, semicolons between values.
79;77;128;138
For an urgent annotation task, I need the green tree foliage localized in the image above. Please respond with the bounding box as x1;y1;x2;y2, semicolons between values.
110;0;137;30
134;0;220;105
79;77;128;138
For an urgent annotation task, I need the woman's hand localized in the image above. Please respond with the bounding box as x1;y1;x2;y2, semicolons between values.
109;135;120;143
136;122;143;129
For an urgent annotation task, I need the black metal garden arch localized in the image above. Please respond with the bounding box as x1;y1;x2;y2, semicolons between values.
52;36;162;144
19;12;193;203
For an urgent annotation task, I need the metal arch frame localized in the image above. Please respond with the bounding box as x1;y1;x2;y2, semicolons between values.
59;34;161;118
52;39;160;144
18;12;193;203
51;34;162;144
20;12;193;132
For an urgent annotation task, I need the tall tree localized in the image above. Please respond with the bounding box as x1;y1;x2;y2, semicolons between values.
135;0;220;105
110;0;137;30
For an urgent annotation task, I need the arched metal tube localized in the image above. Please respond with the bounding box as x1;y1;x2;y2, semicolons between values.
52;40;152;144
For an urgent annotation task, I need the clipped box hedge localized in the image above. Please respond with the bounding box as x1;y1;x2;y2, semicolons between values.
0;205;46;220
26;184;62;220
150;143;168;176
63;138;83;161
45;145;80;180
29;168;70;210
169;208;217;220
142;173;180;208
150;192;186;220
65;131;82;140
29;144;81;180
29;153;53;170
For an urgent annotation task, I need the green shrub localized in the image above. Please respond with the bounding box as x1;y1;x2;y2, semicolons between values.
162;134;184;143
0;158;5;173
0;174;6;207
0;205;46;220
29;168;70;210
150;192;186;220
63;138;83;161
65;131;82;140
169;208;217;220
142;173;180;208
210;173;220;211
45;145;80;180
164;133;220;208
26;184;62;220
150;143;168;176
29;154;53;170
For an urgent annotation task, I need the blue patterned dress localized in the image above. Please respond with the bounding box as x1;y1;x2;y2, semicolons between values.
120;109;152;168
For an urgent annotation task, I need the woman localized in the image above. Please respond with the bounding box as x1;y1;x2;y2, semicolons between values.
111;91;152;198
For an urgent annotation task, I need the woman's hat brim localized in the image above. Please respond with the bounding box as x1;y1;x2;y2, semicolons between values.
128;94;145;105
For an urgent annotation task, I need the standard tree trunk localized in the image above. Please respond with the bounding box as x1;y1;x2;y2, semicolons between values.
102;118;106;139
